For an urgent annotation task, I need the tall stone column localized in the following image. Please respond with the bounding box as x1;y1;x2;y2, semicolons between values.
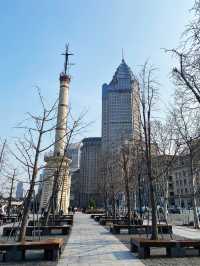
39;73;71;214
54;74;70;156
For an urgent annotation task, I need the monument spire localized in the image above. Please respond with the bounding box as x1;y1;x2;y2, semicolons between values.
40;44;73;214
61;43;74;75
122;48;124;61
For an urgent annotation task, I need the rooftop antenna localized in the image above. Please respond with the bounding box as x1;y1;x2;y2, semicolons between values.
122;48;124;61
61;43;74;75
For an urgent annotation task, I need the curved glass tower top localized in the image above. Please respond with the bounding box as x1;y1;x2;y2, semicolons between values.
102;59;134;95
112;59;134;82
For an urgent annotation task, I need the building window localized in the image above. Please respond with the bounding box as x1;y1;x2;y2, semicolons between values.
168;176;172;182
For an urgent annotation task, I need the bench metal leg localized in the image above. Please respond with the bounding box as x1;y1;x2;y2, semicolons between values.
44;248;60;261
166;247;173;257
44;249;51;260
1;252;6;262
139;247;150;258
130;243;138;252
62;229;68;235
59;247;62;256
170;246;186;257
112;228;120;234
130;228;137;234
21;250;26;260
52;249;59;261
198;248;200;256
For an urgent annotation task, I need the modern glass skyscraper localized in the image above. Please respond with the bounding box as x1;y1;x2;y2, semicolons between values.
102;59;140;151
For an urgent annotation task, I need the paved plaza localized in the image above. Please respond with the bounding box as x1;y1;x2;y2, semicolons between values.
173;225;200;239
2;213;200;265
58;212;144;266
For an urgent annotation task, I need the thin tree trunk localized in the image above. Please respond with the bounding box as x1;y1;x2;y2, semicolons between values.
104;191;108;217
18;167;37;241
164;179;168;221
148;164;158;239
126;185;131;225
124;167;131;225
44;171;59;226
7;169;16;218
112;192;116;219
0;139;6;170
143;107;157;240
138;172;143;220
189;150;199;229
18;118;44;242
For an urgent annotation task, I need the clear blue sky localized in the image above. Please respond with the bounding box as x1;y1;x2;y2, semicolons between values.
0;0;193;142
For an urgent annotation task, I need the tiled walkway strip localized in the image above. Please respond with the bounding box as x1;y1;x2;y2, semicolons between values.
58;212;144;266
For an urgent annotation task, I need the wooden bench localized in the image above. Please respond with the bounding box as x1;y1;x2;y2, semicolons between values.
95;215;111;222
0;238;64;262
2;217;18;224
130;238;176;258
91;214;105;219
19;238;64;260
110;224;172;234
48;214;74;221
3;227;18;236
99;218;126;225
3;225;71;236
47;218;73;226
27;225;71;236
28;218;73;226
130;238;200;258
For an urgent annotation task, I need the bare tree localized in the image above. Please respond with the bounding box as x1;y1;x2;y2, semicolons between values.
7;169;17;218
98;153;111;216
119;141;134;225
151;117;179;220
43;116;85;225
0;139;6;172
171;91;200;228
137;61;159;240
168;1;200;105
14;96;58;241
99;149;122;218
10;89;81;241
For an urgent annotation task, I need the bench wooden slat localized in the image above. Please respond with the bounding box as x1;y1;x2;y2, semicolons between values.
3;225;71;236
110;224;172;234
130;237;200;258
0;238;64;262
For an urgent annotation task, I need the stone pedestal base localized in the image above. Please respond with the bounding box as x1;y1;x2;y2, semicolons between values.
39;155;71;214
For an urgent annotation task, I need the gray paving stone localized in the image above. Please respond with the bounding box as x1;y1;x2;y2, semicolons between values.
58;212;144;266
173;225;200;239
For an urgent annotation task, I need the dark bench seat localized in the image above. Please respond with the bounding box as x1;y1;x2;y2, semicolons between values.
3;225;71;236
0;238;64;262
40;217;73;225
91;214;105;219
99;218;127;225
28;218;73;226
130;238;200;258
2;217;19;224
110;224;172;234
95;216;113;222
48;214;73;221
